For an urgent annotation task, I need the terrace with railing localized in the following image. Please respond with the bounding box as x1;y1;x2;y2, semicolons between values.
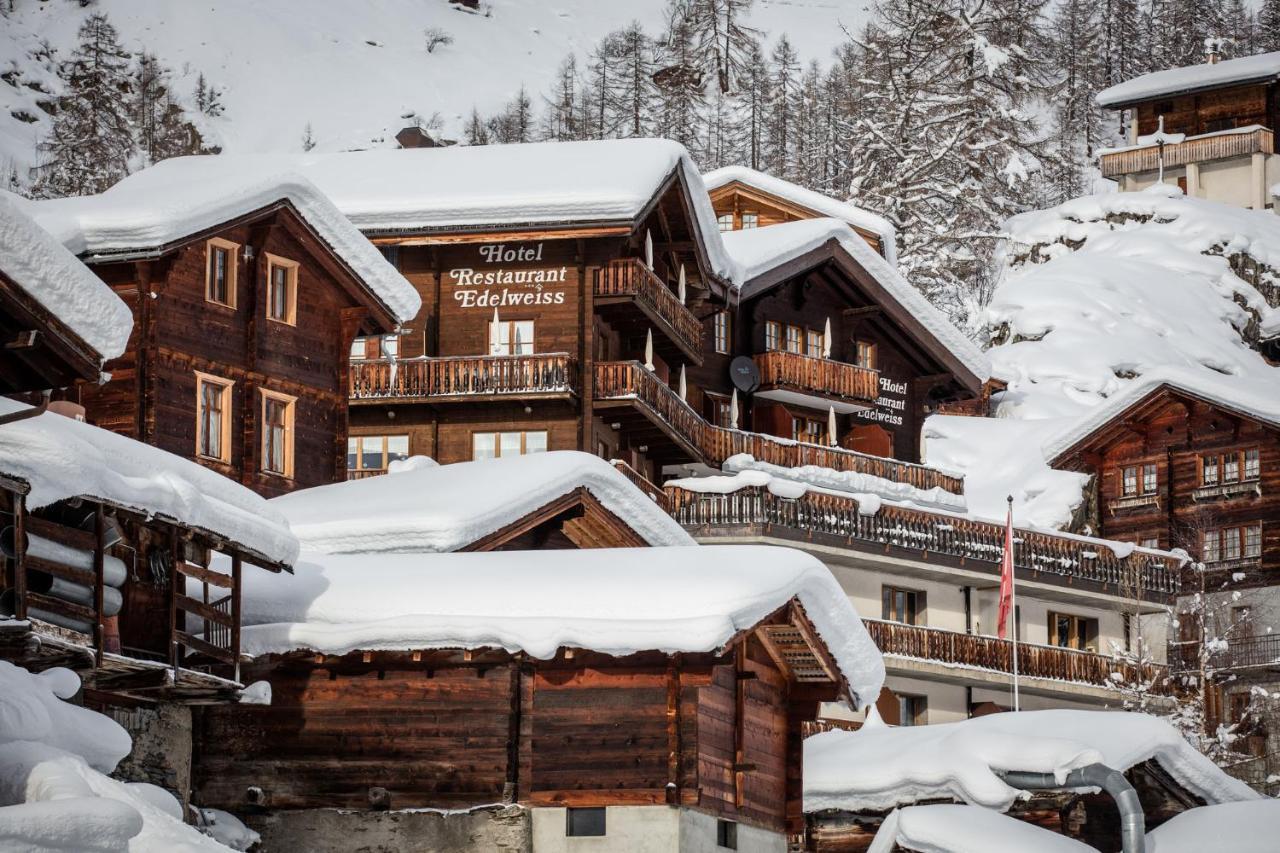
666;484;1183;598
349;353;578;403
753;350;880;409
592;258;703;362
865;619;1175;694
1170;633;1280;674
594;360;964;494
1099;125;1274;178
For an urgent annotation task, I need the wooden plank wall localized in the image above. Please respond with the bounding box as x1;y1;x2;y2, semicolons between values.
1136;83;1273;136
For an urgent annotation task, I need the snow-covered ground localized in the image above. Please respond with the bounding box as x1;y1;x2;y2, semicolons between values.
0;0;869;179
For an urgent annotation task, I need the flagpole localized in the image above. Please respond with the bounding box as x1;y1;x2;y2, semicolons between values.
1008;495;1020;712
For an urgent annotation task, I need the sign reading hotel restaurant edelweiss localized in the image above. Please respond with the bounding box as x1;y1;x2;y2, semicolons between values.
449;243;568;308
856;376;907;427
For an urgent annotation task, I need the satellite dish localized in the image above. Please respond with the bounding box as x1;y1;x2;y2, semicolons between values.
729;356;760;394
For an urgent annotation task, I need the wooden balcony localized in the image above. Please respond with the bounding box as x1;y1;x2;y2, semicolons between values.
1171;633;1280;673
753;350;879;412
666;484;1183;598
864;619;1174;694
593;361;964;495
349;354;578;404
593;259;703;364
1100;126;1274;178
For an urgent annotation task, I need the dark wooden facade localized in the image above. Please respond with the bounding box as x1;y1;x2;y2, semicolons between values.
194;601;846;837
708;179;888;259
0;268;104;394
1129;82;1279;138
66;202;400;498
1051;386;1280;590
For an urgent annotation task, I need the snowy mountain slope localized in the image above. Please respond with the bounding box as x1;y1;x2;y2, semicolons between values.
0;0;868;179
925;186;1280;528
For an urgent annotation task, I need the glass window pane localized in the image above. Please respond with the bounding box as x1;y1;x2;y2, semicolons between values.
499;432;522;457
717;213;734;232
513;321;534;355
387;435;409;461
347;438;359;470
362;437;384;471
525;431;547;454
382;336;399;359
473;433;496;460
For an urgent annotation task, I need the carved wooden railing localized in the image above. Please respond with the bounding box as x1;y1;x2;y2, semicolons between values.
754;350;879;404
864;619;1174;694
594;361;965;495
346;468;386;480
1100;126;1274;177
350;353;578;401
593;259;703;356
610;459;670;512
1170;633;1280;673
666;485;1182;596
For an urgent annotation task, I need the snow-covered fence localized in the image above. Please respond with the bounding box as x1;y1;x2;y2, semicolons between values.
666;485;1182;597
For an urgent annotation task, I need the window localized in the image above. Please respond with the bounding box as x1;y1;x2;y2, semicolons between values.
1223;527;1242;561
1049;611;1098;652
1245;523;1262;558
882;586;922;625
350;336;398;360
716;213;734;232
1122;466;1138;496
708;393;733;429
260;389;296;478
1202;454;1219;486
195;373;233;463
784;324;803;354
792;416;825;445
205;238;238;307
1140;537;1160;549
1245;448;1260;480
855;341;877;370
265;255;298;324
713;311;731;354
566;807;606;837
490;319;534;355
806;328;824;358
897;694;927;726
717;819;738;849
472;430;547;460
764;320;781;351
740;211;759;229
1224;453;1240;483
1203;529;1221;563
1142;463;1158;494
347;435;409;474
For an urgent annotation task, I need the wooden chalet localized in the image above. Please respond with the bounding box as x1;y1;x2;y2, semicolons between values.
702;165;897;262
25;169;420;498
193;545;883;852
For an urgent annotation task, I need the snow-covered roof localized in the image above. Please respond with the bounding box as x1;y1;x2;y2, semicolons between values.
1097;51;1280;107
238;544;886;707
65;139;738;285
703;165;898;264
270;451;693;554
722;218;990;384
0;397;298;568
0;193;132;363
868;804;1096;853
25;168;421;325
804;709;1259;815
1145;800;1280;853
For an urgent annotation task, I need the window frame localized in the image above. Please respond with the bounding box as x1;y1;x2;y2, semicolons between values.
489;319;535;356
565;807;606;837
194;371;234;464
205;237;240;308
1202;454;1219;486
716;212;734;233
1244;448;1261;480
784;324;804;355
264;253;299;326
716;819;738;850
713;311;731;355
1223;453;1240;483
764;320;782;352
806;328;824;358
347;434;410;474
1141;463;1158;495
259;388;297;479
1048;610;1098;652
471;429;549;460
897;693;927;727
881;585;922;625
855;340;877;370
1121;466;1138;496
740;211;759;230
1203;529;1221;563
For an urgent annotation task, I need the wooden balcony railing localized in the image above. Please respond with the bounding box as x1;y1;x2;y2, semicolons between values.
610;459;670;512
346;468;386;480
864;619;1174;694
666;484;1183;597
754;350;879;404
594;361;965;495
1170;633;1280;673
593;259;703;357
349;354;578;401
1100;126;1274;178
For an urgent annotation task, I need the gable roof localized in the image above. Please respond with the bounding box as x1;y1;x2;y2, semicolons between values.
0;193;132;381
25;169;421;326
723;218;990;389
704;166;898;264
0;397;298;569
1044;367;1280;465
1097;51;1280;108
237;544;886;708
270;451;693;554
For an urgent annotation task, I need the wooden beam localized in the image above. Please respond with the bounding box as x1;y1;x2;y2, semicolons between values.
175;560;234;589
93;505;105;668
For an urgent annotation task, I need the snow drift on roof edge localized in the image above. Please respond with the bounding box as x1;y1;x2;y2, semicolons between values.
1096;50;1280;106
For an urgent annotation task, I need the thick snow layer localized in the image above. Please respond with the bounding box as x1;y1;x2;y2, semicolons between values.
0;397;297;567
703;166;898;264
1097;51;1280;106
804;709;1260;814
0;193;132;362
723;218;989;383
239;544;886;708
1145;800;1280;853
25;168;419;325
925;186;1280;527
868;804;1096;853
271;451;692;554
0;662;236;852
66;140;739;285
196;809;259;852
719;454;968;513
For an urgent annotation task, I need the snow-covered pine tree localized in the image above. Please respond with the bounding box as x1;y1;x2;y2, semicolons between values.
542;55;582;141
487;86;534;144
464;107;491;145
680;0;761;93
193;71;223;117
32;13;135;198
611;22;655;138
652;3;707;155
1260;0;1280;52
1048;0;1107;200
764;34;800;181
736;39;769;169
131;52;203;166
1220;0;1256;56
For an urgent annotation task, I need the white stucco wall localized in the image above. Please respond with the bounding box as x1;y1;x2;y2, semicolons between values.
1119;153;1279;211
532;806;783;853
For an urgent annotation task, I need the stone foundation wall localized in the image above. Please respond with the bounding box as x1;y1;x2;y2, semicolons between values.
243;804;531;853
105;703;193;810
